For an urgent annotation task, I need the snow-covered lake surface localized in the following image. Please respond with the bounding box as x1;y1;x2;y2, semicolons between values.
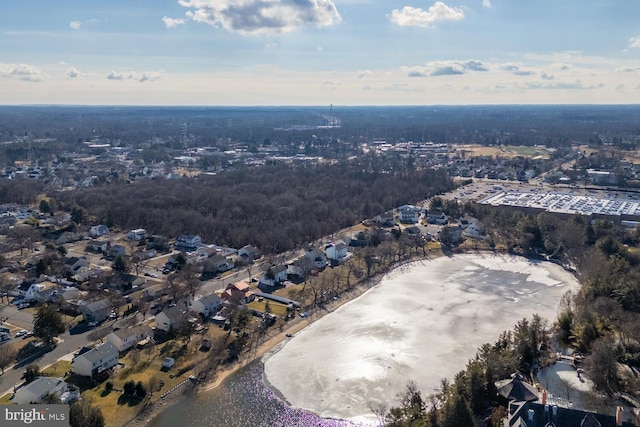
264;254;580;423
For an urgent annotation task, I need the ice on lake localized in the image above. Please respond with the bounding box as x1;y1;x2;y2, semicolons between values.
263;254;580;423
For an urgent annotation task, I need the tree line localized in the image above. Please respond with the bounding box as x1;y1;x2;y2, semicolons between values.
53;155;454;253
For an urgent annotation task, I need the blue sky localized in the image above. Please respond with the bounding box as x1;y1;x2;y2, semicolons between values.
1;0;640;105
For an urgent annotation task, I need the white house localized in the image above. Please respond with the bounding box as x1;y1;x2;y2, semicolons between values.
64;256;90;274
175;234;202;252
89;224;109;237
259;265;288;287
190;293;223;317
106;325;153;352
17;281;46;302
462;220;486;239
71;343;119;378
155;306;188;333
14;377;69;404
238;245;261;263
305;246;327;270
426;209;448;225
126;228;147;241
398;205;422;224
324;240;351;264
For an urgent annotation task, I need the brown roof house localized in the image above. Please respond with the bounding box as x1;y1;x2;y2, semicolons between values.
221;281;254;305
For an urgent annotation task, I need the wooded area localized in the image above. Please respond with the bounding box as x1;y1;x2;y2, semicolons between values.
54;155;453;253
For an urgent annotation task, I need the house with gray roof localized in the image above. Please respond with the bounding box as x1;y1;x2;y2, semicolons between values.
190;293;223;317
82;298;112;323
71;342;119;378
106;325;153;352
14;376;69;404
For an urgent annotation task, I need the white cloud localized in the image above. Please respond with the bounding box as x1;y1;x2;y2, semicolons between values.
482;0;491;8
178;0;342;35
0;63;46;82
69;18;100;30
406;60;487;77
66;67;86;78
107;70;164;83
540;72;555;80
357;70;372;79
389;2;464;28
629;36;640;48
163;16;186;28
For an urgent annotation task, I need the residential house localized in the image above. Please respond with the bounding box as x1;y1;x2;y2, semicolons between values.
221;281;254;305
89;224;109;237
238;245;261;264
71;342;119;378
375;211;396;227
190;293;223;317
506;400;633;427
126;228;147;241
106;325;153;352
63;256;90;274
108;244;126;259
175;234;202;252
324;240;351;264
86;239;111;253
16;280;45;301
305;246;328;270
205;254;234;274
82;298;112;323
259;265;288;287
116;273;145;291
398;205;422;224
426;209;448;225
287;257;312;280
155;306;189;333
461;218;485;239
404;226;422;237
14;377;69;404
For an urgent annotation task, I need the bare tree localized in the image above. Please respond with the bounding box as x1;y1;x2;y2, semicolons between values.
0;343;17;374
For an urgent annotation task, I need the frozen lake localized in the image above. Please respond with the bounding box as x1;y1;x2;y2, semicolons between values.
264;254;580;423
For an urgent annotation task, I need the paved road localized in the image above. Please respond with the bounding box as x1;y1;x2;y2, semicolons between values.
0;303;34;331
0;320;102;398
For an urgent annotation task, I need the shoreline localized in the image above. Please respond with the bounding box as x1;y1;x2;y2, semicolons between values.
126;256;416;427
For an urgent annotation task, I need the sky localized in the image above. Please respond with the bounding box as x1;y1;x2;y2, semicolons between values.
1;0;640;105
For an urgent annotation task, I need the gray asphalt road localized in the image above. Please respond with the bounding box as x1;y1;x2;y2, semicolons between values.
0;320;100;397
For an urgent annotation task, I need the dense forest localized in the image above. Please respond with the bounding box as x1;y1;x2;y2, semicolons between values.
54;155;454;253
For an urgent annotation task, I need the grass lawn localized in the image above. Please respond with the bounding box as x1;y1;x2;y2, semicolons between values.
247;300;288;317
0;393;13;404
41;360;71;378
85;339;210;426
505;145;549;158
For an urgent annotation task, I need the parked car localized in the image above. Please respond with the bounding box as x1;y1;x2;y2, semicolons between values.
15;330;27;338
23;331;34;338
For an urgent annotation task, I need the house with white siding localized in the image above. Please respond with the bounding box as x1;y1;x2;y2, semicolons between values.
71;343;119;378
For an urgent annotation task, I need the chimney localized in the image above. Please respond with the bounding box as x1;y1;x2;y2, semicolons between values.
541;390;547;405
616;406;624;426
